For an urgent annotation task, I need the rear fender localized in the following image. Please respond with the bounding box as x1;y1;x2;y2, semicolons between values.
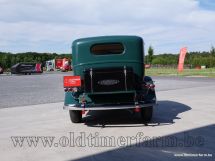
64;92;79;105
143;76;156;102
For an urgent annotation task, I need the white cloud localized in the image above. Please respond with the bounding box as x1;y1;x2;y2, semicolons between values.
0;0;215;54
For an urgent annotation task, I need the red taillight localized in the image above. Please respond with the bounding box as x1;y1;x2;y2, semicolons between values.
134;106;141;112
82;110;86;115
64;76;81;87
150;84;155;89
145;84;155;89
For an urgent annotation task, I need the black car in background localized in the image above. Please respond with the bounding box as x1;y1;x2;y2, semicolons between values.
11;63;43;75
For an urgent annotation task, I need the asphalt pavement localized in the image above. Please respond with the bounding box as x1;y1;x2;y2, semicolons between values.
0;74;214;161
0;72;72;108
1;73;215;108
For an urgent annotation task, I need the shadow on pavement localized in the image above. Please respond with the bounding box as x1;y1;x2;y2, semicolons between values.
69;124;215;161
69;125;215;161
83;100;191;128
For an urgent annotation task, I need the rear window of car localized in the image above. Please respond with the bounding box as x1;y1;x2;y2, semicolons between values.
91;43;124;55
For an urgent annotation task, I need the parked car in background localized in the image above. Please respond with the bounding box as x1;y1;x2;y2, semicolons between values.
63;36;157;123
11;63;43;75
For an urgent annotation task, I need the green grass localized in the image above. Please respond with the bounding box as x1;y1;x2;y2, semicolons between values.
145;68;215;77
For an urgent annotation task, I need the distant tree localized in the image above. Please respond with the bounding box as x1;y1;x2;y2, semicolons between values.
210;46;215;56
2;54;11;68
148;45;154;64
11;56;17;66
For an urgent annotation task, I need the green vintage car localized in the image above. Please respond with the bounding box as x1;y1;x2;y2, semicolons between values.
63;36;156;123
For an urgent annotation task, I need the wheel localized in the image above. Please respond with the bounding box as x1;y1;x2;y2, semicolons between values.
69;110;82;123
141;106;153;122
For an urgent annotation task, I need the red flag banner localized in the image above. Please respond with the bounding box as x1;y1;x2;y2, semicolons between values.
178;47;187;72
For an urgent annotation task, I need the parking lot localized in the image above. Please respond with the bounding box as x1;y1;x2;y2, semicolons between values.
0;72;70;108
0;74;214;161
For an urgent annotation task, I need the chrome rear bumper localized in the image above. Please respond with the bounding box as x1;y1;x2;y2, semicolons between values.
63;102;156;110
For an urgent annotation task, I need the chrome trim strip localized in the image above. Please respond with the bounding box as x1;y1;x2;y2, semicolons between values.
124;66;127;91
90;68;93;93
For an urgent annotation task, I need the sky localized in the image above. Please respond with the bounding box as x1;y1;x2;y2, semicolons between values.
0;0;215;54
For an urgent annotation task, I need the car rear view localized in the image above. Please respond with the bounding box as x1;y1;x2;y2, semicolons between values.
63;36;156;123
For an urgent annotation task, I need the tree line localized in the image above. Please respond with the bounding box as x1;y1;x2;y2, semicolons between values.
0;52;71;69
145;46;215;68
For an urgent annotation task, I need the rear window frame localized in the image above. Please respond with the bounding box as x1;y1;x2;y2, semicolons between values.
90;43;125;55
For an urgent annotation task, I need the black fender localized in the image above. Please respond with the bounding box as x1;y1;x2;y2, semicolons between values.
143;76;156;102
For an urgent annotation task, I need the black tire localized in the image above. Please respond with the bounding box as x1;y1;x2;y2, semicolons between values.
141;106;153;122
69;110;82;123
